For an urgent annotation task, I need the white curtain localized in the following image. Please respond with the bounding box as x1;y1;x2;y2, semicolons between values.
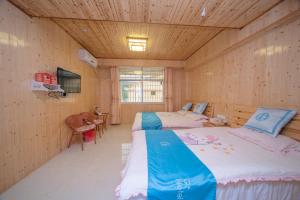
164;67;173;112
110;66;121;124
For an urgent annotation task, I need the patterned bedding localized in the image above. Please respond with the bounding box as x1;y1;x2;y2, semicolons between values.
116;127;300;200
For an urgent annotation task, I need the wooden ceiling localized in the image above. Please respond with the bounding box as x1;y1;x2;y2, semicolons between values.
54;19;222;60
9;0;282;60
9;0;281;28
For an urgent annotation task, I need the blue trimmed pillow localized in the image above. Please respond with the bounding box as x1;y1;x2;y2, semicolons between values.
193;102;208;114
182;102;193;111
244;107;297;137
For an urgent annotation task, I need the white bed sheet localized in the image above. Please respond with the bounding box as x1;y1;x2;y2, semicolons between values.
132;112;207;131
116;127;300;200
117;181;300;200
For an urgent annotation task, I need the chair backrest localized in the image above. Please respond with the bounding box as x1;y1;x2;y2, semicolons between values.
65;114;85;130
80;112;95;122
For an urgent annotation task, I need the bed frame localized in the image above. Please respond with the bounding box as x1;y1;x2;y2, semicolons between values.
231;105;300;142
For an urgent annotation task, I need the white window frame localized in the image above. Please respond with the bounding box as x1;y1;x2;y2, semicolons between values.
119;67;164;104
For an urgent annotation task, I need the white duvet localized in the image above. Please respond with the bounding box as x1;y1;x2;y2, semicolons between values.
117;127;300;200
132;112;207;131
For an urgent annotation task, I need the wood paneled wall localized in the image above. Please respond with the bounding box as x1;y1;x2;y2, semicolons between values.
185;9;300;122
121;104;165;123
96;68;112;114
172;68;186;111
97;66;186;124
185;0;300;70
119;67;186;123
0;0;99;192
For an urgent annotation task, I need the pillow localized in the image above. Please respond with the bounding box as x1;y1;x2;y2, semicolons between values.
181;102;193;111
229;127;300;154
244;107;297;137
185;112;208;121
193;102;208;114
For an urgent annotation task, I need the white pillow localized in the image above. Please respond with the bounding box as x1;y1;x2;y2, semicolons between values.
244;108;296;137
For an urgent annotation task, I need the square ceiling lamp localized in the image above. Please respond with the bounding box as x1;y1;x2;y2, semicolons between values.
127;37;147;52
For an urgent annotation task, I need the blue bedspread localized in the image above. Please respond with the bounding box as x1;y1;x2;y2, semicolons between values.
146;130;216;200
142;112;162;130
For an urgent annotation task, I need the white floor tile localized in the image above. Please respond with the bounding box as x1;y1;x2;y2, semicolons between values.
0;124;132;200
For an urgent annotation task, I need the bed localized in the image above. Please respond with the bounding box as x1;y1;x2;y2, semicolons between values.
117;105;300;200
132;103;214;131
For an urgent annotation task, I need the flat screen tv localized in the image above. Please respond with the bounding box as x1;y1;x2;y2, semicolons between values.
57;67;81;93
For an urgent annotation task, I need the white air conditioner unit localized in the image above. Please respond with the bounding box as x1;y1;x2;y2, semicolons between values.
79;48;98;68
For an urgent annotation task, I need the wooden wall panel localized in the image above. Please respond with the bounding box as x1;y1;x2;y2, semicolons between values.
186;17;300;122
96;68;112;113
172;68;186;111
0;0;99;192
185;0;300;70
121;104;165;124
97;66;186;124
119;67;186;123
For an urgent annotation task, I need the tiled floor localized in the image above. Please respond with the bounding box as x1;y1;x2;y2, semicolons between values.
0;124;132;200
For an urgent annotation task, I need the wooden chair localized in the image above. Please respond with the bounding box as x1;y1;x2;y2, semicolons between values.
100;112;110;130
80;112;104;138
65;114;96;151
95;113;111;138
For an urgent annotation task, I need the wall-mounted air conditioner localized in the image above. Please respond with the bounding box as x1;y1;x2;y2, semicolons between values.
79;48;98;68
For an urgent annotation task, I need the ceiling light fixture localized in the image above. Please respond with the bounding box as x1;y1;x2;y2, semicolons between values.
127;37;147;52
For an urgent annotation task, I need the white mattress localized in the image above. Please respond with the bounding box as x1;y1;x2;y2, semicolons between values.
116;127;300;200
132;112;206;131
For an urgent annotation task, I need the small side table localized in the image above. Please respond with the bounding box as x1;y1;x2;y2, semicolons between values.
94;113;111;134
99;113;111;129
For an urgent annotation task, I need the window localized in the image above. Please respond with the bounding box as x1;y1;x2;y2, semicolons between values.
119;67;164;103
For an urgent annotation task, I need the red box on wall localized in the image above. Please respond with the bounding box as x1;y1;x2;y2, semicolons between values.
35;72;57;85
50;73;57;85
43;73;51;84
34;72;44;82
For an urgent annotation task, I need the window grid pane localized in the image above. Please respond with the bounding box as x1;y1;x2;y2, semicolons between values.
143;81;163;103
120;67;164;103
120;81;142;103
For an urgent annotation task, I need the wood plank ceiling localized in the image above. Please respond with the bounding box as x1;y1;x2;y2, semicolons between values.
53;20;222;60
9;0;282;60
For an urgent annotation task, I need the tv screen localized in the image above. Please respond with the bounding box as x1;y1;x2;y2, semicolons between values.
57;67;81;93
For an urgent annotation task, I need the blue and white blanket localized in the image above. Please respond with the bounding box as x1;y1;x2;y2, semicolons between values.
141;112;162;130
146;129;216;200
116;127;300;200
